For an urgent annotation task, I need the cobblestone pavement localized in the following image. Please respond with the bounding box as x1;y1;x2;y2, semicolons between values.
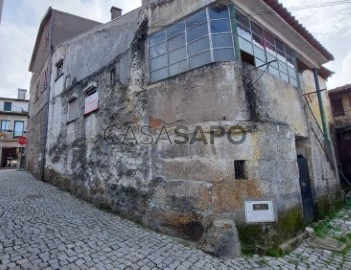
0;170;351;270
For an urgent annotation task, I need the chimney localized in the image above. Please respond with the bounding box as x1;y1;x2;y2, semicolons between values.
142;0;159;5
17;89;27;100
110;6;122;20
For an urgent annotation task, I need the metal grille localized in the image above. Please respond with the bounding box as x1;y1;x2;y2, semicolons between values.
234;160;246;179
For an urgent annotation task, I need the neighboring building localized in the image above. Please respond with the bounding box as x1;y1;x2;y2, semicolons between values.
329;84;351;185
0;89;28;168
28;0;341;255
26;7;101;180
0;0;3;25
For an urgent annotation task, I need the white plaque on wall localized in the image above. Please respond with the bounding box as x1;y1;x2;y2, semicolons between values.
245;201;275;223
84;91;98;115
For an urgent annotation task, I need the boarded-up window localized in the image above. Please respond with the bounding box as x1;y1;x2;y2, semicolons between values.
68;98;79;122
331;98;344;116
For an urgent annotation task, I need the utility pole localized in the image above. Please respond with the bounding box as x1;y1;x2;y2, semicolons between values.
313;68;329;140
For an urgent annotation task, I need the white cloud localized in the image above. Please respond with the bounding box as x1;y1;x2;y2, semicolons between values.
0;0;141;99
23;0;141;24
327;49;351;88
279;0;351;89
0;20;36;99
0;0;350;98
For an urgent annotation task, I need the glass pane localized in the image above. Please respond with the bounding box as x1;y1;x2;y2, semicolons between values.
169;60;188;76
277;49;286;62
169;46;187;65
237;24;251;41
255;58;265;68
151;54;167;71
1;120;9;130
264;31;275;45
188;36;210;56
150;30;166;46
151;67;168;81
251;22;263;36
288;66;297;79
167;21;185;38
239;37;253;54
278;60;288;73
210;19;231;33
290;78;298;87
252;33;264;49
236;11;250;29
269;66;280;78
189;51;211;69
265;41;276;56
14;122;24;137
266;53;278;69
280;72;289;83
4;102;11;111
285;46;294;59
275;38;284;52
186;10;207;29
212;33;233;48
213;48;235;61
253;45;265;60
287;56;295;68
150;42;166;58
209;6;229;19
187;23;208;42
168;34;186;51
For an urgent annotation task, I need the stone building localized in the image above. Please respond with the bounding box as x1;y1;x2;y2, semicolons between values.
329;84;351;186
28;0;342;255
0;89;28;168
27;7;101;180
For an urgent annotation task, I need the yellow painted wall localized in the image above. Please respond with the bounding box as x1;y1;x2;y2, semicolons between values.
301;70;333;134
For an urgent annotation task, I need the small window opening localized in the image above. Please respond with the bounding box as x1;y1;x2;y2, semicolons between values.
240;50;255;66
68;98;79;122
234;160;246;179
4;102;12;111
110;68;116;85
56;60;64;80
331;98;345;116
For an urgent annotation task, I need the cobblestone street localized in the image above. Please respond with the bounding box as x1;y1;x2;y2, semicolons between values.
0;170;351;270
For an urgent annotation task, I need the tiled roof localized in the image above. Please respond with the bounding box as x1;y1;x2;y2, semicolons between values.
263;0;334;61
328;84;351;95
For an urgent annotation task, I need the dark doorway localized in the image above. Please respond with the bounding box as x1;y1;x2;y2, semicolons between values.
297;157;315;224
1;147;19;168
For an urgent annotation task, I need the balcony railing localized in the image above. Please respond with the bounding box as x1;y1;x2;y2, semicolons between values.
0;105;28;113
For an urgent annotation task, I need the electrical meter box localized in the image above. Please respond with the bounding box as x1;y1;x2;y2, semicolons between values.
245;201;275;223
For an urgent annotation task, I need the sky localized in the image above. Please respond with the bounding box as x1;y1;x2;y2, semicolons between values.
0;0;350;99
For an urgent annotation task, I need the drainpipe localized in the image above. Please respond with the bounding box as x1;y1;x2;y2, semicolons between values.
40;11;55;181
313;68;329;140
229;4;241;61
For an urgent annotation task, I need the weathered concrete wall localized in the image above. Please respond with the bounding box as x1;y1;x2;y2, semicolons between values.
42;1;340;253
30;18;52;86
28;9;102;180
27;58;51;180
45;56;328;246
302;70;333;132
56;7;144;85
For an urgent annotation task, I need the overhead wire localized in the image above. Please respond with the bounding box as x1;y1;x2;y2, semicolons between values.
149;0;351;29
